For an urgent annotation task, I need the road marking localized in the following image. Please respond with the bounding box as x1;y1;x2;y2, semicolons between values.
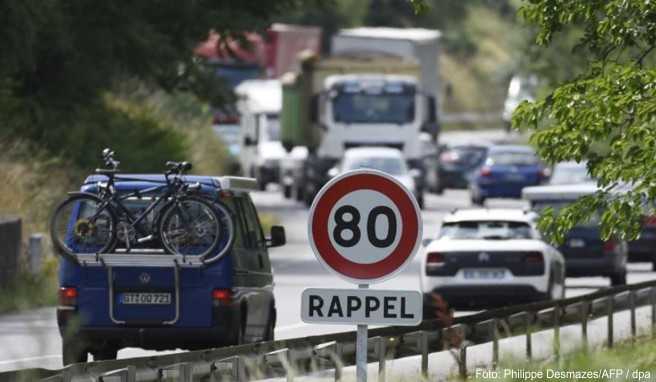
0;354;60;365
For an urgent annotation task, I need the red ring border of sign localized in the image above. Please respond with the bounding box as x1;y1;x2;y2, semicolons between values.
308;169;423;284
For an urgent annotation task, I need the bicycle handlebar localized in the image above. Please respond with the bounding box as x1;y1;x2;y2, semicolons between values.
165;161;193;174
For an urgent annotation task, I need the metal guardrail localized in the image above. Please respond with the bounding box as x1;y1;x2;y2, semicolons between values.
0;216;21;289
3;279;656;382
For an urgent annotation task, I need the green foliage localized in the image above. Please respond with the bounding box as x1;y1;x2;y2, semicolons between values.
514;0;656;243
0;0;306;172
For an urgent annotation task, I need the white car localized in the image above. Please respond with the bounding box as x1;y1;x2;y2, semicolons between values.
420;208;565;313
328;147;424;208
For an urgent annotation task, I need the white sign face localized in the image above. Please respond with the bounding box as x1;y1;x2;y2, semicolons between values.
308;169;422;284
301;288;423;326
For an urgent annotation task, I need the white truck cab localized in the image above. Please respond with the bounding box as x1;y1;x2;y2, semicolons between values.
236;79;287;190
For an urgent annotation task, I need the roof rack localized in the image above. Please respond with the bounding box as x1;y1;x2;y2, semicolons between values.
215;176;258;192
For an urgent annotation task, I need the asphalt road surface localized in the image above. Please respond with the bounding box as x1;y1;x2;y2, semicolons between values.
0;129;654;373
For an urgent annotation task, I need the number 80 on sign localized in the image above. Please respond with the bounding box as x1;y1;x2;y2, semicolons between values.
308;169;423;284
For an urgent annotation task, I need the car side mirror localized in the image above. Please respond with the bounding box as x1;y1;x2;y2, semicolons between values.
422;238;433;247
328;167;339;178
267;225;286;248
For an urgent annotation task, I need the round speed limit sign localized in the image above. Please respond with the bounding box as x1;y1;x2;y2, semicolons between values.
308;169;422;284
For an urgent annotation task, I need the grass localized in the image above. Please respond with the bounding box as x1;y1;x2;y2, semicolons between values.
461;336;656;381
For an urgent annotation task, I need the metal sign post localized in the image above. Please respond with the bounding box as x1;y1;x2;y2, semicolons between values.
305;169;423;382
356;283;368;382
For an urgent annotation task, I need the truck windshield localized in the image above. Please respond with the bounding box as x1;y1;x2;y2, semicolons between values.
264;114;280;141
332;92;415;124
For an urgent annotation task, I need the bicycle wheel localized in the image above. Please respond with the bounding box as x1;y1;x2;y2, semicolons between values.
158;196;226;257
51;194;117;257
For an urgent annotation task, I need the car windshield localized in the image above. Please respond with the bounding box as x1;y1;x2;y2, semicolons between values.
531;200;601;226
332;91;415;124
440;146;488;166
550;164;592;185
439;220;535;240
343;156;406;175
488;150;539;166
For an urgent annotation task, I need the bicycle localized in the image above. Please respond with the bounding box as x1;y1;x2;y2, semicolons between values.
50;149;233;258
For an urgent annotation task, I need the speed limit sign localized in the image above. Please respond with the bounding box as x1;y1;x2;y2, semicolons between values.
308;169;423;284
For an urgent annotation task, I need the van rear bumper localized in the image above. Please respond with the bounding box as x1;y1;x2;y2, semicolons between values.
57;304;241;351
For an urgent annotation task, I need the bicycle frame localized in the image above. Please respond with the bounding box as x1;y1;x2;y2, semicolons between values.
90;172;185;239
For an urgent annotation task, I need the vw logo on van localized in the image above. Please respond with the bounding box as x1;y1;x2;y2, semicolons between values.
478;252;491;262
139;272;151;284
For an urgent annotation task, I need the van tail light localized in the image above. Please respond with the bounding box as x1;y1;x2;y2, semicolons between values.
219;190;233;199
644;216;656;227
426;252;445;269
603;240;617;253
212;289;232;304
59;287;78;307
524;252;543;263
480;166;492;177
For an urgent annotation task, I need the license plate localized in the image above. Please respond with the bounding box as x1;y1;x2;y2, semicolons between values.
506;173;525;181
463;269;506;280
568;238;585;248
121;293;171;305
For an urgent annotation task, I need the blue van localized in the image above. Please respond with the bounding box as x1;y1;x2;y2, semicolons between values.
55;174;284;365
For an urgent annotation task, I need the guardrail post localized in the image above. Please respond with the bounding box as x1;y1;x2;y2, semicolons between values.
377;337;386;382
179;362;193;382
651;287;656;340
630;290;637;342
607;295;614;348
525;312;533;360
459;345;467;380
492;319;499;369
553;305;561;362
418;331;428;380
334;342;343;382
580;301;589;353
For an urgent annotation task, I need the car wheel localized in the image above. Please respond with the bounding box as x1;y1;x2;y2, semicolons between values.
62;339;88;366
547;272;565;300
92;346;118;361
610;271;627;286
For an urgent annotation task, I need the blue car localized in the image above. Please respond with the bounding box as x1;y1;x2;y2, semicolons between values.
470;145;548;205
56;174;284;365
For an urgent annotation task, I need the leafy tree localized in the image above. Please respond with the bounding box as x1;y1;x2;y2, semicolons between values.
0;0;308;170
512;0;656;243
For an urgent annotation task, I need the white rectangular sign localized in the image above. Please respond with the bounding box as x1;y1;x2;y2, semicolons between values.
301;288;423;326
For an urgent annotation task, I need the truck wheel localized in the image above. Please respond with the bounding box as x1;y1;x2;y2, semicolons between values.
62;339;88;366
610;271;627;286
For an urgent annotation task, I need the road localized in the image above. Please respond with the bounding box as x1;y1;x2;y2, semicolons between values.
0;129;654;373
